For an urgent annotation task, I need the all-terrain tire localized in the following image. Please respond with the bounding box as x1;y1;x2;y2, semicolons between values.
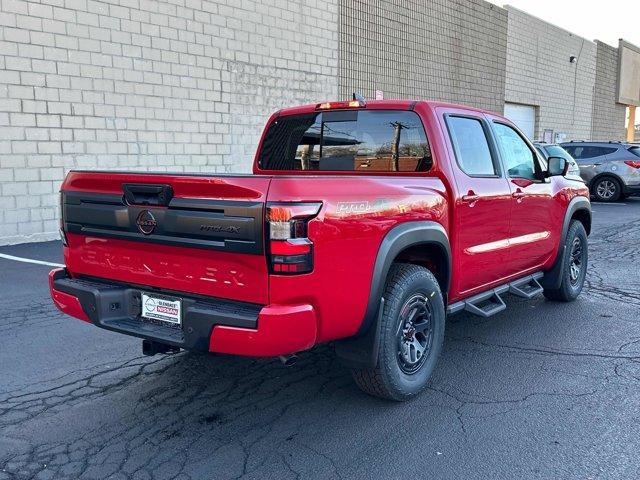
351;263;445;401
543;220;588;302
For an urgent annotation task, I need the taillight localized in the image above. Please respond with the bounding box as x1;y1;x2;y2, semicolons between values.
59;192;68;246
624;160;640;169
266;202;321;274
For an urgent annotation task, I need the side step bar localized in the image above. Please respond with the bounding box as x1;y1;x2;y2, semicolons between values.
509;272;544;299
447;272;544;318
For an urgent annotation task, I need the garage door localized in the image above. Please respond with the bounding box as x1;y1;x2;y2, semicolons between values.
504;103;536;140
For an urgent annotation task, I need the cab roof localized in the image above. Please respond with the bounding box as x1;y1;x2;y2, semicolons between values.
275;99;498;117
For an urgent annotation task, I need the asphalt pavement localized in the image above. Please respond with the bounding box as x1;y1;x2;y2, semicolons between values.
1;198;639;480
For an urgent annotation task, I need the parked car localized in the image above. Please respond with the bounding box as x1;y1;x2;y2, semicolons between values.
533;142;582;182
50;99;591;401
561;141;640;202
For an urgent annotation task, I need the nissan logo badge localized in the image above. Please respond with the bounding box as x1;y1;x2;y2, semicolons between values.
136;210;157;235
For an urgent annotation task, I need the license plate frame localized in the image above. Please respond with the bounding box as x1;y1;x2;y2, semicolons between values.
140;292;182;325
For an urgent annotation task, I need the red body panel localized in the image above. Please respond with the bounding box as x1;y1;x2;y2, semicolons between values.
64;232;270;305
52;99;590;357
49;268;90;322
62;171;269;199
209;304;317;356
267;176;448;342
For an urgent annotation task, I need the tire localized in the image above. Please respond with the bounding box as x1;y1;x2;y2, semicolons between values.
591;176;621;202
351;263;445;401
543;220;588;302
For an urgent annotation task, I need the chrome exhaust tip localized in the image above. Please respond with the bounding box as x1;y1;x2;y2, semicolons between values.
279;354;298;366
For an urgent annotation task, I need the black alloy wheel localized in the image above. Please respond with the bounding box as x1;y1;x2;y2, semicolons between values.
397;293;434;374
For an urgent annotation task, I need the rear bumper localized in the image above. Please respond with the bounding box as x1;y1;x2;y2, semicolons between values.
49;268;317;356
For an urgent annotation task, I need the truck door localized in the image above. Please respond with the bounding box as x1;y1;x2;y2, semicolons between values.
488;118;558;274
442;112;513;297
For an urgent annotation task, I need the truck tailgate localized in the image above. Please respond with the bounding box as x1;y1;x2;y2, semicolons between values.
61;171;271;305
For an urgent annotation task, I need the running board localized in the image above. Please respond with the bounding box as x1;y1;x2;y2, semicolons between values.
509;272;543;299
447;272;544;318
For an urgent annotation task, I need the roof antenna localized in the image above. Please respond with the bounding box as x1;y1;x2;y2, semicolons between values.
352;92;366;103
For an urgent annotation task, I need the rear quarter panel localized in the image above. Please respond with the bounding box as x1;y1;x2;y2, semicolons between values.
267;176;448;342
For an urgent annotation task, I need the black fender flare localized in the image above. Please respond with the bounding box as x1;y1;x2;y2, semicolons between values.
334;221;451;369
358;221;451;335
541;196;591;290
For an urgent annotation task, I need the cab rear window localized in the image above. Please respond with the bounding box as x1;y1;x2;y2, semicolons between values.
258;110;432;172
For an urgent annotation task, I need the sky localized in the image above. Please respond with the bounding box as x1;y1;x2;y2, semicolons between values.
487;0;640;47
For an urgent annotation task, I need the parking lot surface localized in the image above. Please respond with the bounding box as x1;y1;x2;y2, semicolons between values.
1;198;639;480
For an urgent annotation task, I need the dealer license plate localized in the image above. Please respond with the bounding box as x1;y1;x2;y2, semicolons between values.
141;293;182;325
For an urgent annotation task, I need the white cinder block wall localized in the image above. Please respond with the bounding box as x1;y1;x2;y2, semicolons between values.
0;0;338;245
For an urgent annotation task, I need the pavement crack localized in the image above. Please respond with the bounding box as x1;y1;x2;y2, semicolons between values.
448;336;640;361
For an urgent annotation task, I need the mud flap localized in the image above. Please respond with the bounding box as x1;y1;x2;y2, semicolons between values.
334;298;384;370
540;244;566;290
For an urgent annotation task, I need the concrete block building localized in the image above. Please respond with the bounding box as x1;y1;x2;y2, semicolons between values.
504;6;598;141
338;0;508;114
0;0;637;244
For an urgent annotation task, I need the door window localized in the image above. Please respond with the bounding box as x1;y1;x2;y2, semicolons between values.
446;116;497;176
493;123;539;180
564;145;617;159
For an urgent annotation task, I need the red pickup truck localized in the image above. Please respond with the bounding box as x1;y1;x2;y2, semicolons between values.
49;99;591;400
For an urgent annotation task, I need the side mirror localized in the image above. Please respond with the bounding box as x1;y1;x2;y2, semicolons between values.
547;156;568;177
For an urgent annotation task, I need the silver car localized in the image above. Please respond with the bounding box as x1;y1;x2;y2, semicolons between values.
533;142;583;183
561;142;640;202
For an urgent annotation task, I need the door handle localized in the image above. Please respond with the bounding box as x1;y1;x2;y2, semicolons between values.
462;193;480;203
512;190;526;199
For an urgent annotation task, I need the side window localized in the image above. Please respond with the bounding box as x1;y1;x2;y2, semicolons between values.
573;146;587;159
565;146;616;159
594;147;617;157
446;116;496;176
493;123;539;180
576;146;594;159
